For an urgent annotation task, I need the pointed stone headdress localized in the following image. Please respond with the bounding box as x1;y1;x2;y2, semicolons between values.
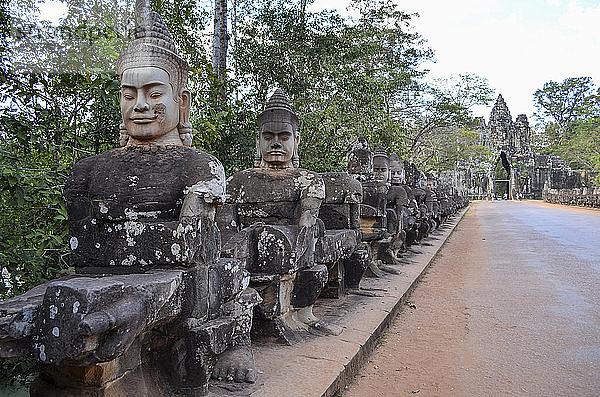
347;137;373;177
257;89;299;131
373;146;389;166
389;153;403;170
389;153;401;163
117;0;188;94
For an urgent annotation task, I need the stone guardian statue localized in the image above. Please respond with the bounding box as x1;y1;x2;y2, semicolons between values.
218;90;340;344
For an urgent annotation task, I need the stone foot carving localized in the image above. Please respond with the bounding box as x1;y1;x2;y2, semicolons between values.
347;287;381;297
378;264;401;275
365;261;386;278
293;305;343;336
212;342;256;383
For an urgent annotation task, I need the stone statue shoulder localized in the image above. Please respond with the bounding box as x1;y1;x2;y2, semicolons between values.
387;184;409;205
320;172;362;204
226;167;325;204
412;187;427;203
65;145;225;222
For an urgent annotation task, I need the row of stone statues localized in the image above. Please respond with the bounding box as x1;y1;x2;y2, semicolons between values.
0;5;468;396
543;187;600;208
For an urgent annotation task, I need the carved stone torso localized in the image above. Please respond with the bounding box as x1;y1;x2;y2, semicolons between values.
318;172;362;230
387;185;410;209
226;168;325;227
65;145;225;269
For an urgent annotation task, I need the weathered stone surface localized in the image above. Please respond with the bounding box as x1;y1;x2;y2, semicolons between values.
209;259;250;316
0;283;48;358
191;317;236;356
315;230;358;265
249;225;303;275
65;145;225;270
0;3;261;395
216;90;337;344
226;168;325;226
33;270;185;365
251;274;295;330
343;244;371;290
290;265;329;308
319;172;362;230
347;137;373;180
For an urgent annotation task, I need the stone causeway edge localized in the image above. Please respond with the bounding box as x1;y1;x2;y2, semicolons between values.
214;205;470;397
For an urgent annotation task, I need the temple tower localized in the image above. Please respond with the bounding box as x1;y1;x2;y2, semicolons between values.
514;114;532;155
488;94;517;154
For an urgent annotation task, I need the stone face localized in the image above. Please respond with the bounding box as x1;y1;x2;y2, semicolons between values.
461;94;595;201
216;90;334;343
486;94;519;154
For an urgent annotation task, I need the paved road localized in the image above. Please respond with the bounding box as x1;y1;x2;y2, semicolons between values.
346;200;600;396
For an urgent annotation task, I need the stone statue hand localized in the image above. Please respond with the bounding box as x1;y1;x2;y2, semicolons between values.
78;292;150;362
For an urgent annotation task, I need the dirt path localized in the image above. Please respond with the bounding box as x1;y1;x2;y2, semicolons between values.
345;201;600;396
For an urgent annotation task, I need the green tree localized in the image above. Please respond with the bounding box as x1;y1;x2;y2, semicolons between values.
533;77;600;179
533;76;599;143
401;74;495;171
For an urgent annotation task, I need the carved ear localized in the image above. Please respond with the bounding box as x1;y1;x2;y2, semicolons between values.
292;133;300;168
179;89;191;124
254;130;261;167
178;89;193;146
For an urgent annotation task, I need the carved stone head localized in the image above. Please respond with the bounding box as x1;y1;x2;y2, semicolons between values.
347;137;373;178
372;146;390;183
117;1;192;146
254;89;300;169
389;153;405;185
426;172;437;189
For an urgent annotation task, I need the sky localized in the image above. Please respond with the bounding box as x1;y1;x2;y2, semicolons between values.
310;0;600;121
38;0;600;122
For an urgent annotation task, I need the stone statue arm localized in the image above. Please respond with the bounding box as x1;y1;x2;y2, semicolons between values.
298;196;321;230
78;290;151;362
295;172;325;261
63;157;103;260
298;172;325;230
177;157;226;265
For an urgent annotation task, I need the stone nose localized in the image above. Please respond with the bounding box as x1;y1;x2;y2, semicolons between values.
271;136;282;148
134;93;150;112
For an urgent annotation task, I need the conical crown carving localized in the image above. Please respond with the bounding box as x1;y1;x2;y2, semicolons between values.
117;0;188;93
257;89;299;129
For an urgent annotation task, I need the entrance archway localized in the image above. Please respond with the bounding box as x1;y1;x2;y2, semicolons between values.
493;152;511;199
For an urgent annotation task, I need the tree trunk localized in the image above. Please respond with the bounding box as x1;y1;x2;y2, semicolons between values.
213;0;228;102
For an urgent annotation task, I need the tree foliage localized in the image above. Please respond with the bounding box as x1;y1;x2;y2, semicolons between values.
533;77;600;181
533;76;600;143
0;0;491;301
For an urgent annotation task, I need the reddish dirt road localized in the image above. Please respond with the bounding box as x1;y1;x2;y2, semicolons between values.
345;200;600;396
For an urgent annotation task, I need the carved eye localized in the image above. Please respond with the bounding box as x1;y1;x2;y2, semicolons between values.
150;92;162;99
122;94;134;100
